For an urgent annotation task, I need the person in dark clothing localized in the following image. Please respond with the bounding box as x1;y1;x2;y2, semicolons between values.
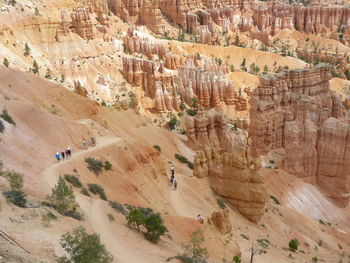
170;174;174;185
170;165;175;176
173;180;177;190
91;136;96;147
66;147;72;159
61;151;65;160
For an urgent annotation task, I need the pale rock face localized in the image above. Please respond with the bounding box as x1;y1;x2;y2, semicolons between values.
71;8;95;40
187;109;268;223
249;65;350;206
211;209;232;234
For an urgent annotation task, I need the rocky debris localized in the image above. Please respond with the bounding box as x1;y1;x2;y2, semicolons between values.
188;109;268;222
210;209;232;234
249;65;350;206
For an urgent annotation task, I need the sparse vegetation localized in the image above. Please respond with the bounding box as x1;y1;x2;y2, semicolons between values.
88;184;107;200
58;226;113;263
168;115;178;130
3;58;9;67
64;174;83;188
217;199;227;209
240;234;250;240
288;238;299;252
81;187;90;196
0;108;16;125
42;211;57;226
32;60;39;75
270;195;281;205
24;43;30;56
48;176;77;215
104;161;112;171
109;201;127;215
181;229;209;263
0;119;4;133
107;213;115;222
175;154;194;170
85;157;104;175
232;255;241;263
1;167;27;208
125;207;167;243
153;145;161;152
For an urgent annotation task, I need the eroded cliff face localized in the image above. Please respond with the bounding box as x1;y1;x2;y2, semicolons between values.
187;109;268;222
122;28;249;113
109;0;350;44
249;65;350;206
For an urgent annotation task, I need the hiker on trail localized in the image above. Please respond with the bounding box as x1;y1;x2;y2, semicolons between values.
196;214;204;224
91;136;96;147
170;174;174;185
82;138;88;149
61;150;65;160
66;147;71;159
173;179;177;190
55;152;61;162
170;165;175;176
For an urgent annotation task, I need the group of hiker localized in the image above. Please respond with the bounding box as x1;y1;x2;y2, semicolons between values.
82;136;96;150
55;148;72;162
54;136;97;162
169;165;178;190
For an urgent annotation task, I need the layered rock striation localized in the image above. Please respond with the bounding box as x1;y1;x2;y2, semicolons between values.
187;109;268;222
249;65;350;206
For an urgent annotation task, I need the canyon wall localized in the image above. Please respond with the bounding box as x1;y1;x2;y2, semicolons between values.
122;29;249;112
249;65;350;206
186;109;268;222
108;0;350;44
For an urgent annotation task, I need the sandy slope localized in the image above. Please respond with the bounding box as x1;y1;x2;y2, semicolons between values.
0;68;350;263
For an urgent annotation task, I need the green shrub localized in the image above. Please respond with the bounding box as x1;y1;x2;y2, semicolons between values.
4;190;27;207
0;119;4;133
180;103;186;111
168;115;178;130
144;213;168;243
88;184;107;200
187;162;194;170
4;170;23;190
104;161;112;171
175;154;188;164
64;174;83;188
240;234;249;240
48;176;77;215
32;60;39;74
153;145;161;152
181;228;209;262
312;256;319;263
217;199;226;209
232;255;241;263
177;112;184;117
289;238;299;252
81;187;90;196
58;226;113;263
186;109;197;116
107;214;115;222
3;58;9;67
109;201;127;215
180;130;186;135
270;195;281;205
85;158;104;175
42;211;57;226
0;108;16;125
126;208;146;231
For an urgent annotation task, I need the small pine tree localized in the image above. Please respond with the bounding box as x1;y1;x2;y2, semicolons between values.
60;74;65;83
24;43;30;56
3;58;9;67
59;226;113;263
45;68;51;79
182;228;209;262
35;7;40;15
288;238;299;252
49;176;77;215
126;208;146;231
32;60;39;75
144;214;167;243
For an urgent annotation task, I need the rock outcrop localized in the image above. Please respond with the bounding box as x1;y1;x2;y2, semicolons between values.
249;65;350;206
211;209;232;234
187;109;268;222
71;8;95;40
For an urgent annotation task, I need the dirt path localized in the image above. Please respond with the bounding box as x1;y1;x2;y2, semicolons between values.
39;135;158;263
40;136;121;190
